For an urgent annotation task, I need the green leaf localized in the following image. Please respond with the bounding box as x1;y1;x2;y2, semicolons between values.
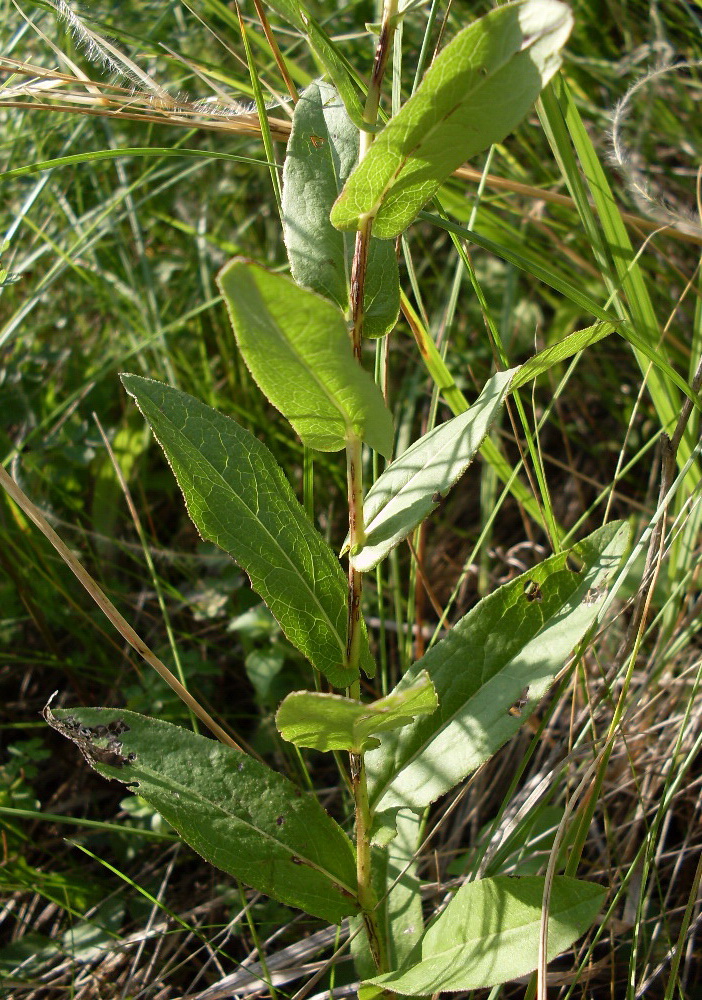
282;81;400;339
348;369;516;572
46;706;359;924
217;260;394;457
121;374;375;686
364;875;605;993
276;671;438;753
367;522;630;812
330;0;572;239
510;322;616;390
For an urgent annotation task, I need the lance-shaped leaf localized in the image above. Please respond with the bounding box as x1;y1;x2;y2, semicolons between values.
367;521;630;812
347;369;516;572
217;261;394;457
276;671;438;753
330;0;573;239
362;876;605;995
45;706;359;924
511;322;616;390
121;375;375;686
282;81;400;339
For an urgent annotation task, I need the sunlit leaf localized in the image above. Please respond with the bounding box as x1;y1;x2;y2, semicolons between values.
217;260;394;456
47;706;359;924
276;671;437;753
363;876;605;994
367;522;630;812
331;0;572;238
348;369;516;571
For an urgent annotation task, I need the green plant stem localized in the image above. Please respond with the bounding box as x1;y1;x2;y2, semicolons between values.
345;0;399;976
345;433;366;677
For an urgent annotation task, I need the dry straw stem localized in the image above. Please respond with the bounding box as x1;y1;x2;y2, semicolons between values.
2;56;702;248
0;462;243;752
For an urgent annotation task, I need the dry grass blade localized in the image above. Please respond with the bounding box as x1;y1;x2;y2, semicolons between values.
2;55;701;246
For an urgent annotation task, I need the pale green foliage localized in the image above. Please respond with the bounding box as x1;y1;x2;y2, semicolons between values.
217;260;394;456
346;368;517;571
367;522;630;814
282;81;400;338
362;876;606;995
35;1;621;990
276;671;437;752
331;0;573;238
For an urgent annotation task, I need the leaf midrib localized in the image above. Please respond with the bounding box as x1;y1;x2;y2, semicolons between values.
138;391;348;661
138;764;357;897
369;568;593;808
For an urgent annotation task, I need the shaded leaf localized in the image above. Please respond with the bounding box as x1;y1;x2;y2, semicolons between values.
121;374;374;686
276;672;437;753
331;0;572;239
367;522;630;812
217;261;394;457
348;369;516;571
364;875;605;994
282;81;400;338
47;706;359;924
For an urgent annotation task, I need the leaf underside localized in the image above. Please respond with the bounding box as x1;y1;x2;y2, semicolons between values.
364;875;606;994
282;80;400;339
367;521;629;812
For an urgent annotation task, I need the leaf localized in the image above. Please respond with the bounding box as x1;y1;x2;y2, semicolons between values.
47;706;359;924
330;0;573;239
217;260;394;457
121;374;375;686
367;522;630;812
363;875;605;994
348;369;516;572
282;81;400;339
510;322;616;390
276;671;438;753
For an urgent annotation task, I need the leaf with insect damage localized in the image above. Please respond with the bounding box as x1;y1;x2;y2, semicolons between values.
366;521;630;814
46;704;359;924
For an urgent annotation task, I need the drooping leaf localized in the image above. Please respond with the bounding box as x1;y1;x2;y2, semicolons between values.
276;671;437;753
330;0;573;239
347;369;516;572
121;374;375;686
282;81;400;338
217;261;394;457
45;706;359;924
363;875;605;994
367;522;630;812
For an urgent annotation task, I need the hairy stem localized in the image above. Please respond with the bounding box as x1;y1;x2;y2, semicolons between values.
345;0;400;978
